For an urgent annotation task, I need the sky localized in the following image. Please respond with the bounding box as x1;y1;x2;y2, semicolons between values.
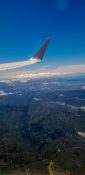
0;0;85;78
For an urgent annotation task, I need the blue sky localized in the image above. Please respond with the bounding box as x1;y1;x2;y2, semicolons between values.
0;0;85;68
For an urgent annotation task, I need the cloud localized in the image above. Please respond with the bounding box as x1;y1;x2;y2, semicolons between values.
56;0;69;10
0;64;85;82
33;98;40;101
55;64;85;74
16;64;85;80
0;80;13;84
0;90;13;96
82;86;85;90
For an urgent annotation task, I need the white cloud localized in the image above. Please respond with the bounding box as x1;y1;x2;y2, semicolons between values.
0;80;13;84
15;64;85;80
0;90;14;96
82;86;85;90
33;98;40;101
0;64;85;83
55;64;85;74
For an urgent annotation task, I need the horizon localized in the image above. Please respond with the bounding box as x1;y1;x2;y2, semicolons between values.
0;64;85;81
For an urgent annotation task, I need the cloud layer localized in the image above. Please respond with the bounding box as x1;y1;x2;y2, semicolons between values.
0;64;85;82
15;64;85;80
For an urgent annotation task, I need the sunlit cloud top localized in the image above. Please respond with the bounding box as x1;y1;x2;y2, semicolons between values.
0;64;85;82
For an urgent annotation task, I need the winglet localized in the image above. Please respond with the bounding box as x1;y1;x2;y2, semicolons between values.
33;38;51;61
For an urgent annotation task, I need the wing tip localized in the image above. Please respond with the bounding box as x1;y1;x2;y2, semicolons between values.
33;37;51;61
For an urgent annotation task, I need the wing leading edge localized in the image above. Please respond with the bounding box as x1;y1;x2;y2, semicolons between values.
0;38;51;71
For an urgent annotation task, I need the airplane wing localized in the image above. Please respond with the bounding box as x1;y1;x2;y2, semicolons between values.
0;38;50;71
